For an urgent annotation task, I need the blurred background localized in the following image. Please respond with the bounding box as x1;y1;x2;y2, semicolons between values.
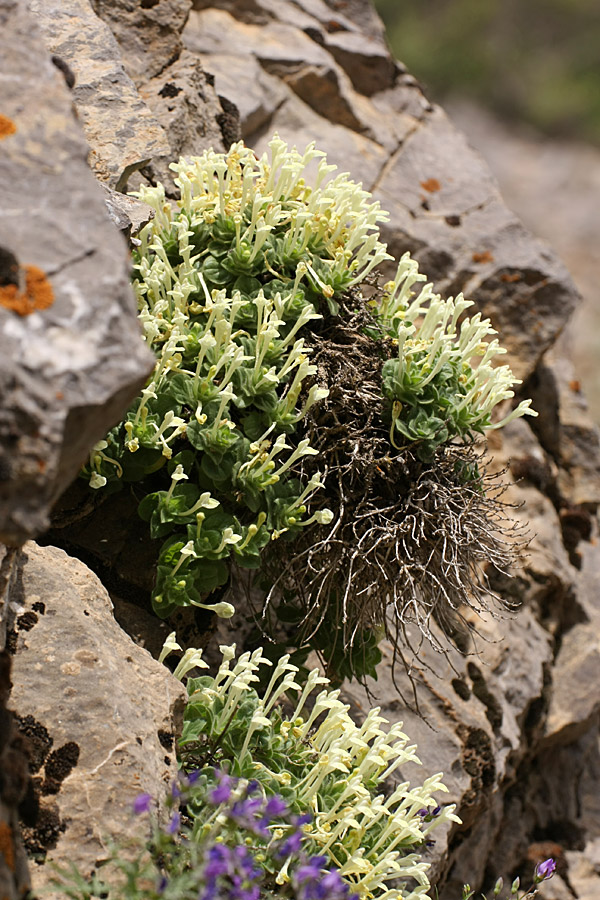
373;0;600;423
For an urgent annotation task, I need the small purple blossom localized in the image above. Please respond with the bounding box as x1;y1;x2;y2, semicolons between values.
132;793;153;815
535;858;557;882
209;770;234;805
292;854;350;900
264;795;288;818
166;811;181;835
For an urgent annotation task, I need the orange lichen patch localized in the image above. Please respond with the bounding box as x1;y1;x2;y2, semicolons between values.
420;177;441;193
569;379;581;393
500;272;521;283
0;265;55;316
472;250;494;264
0;114;16;139
0;821;15;872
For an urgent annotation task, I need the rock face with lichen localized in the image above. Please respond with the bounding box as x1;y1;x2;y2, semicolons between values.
1;0;600;898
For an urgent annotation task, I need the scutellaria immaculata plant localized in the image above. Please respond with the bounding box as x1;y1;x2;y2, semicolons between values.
81;135;536;679
164;640;459;899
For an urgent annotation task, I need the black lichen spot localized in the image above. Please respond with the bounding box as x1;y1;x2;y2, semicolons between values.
451;678;471;701
458;724;496;791
17;611;38;631
467;663;503;732
14;715;53;773
51;54;76;89
21;801;66;859
18;778;39;827
217;95;241;149
44;741;80;784
158;82;182;99
445;214;461;227
31;601;46;615
158;730;174;752
5;627;17;654
0;246;19;286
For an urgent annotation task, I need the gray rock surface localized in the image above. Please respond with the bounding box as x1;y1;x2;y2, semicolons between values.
0;0;153;546
8;543;186;897
90;0;192;87
28;0;171;188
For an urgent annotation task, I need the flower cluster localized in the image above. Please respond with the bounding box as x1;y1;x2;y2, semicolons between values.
378;254;536;460
167;641;459;899
51;769;352;900
82;135;389;618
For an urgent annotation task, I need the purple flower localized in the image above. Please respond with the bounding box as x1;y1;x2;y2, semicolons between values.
264;795;288;819
132;793;152;815
166;811;181;834
292;855;350;900
209;771;234;805
535;858;557;882
156;874;168;894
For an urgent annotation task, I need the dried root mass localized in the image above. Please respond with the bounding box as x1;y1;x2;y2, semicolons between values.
259;291;527;683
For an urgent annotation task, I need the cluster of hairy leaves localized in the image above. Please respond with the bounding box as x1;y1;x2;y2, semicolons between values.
166;641;458;899
377;255;535;462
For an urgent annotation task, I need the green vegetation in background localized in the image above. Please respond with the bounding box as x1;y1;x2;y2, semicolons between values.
374;0;600;144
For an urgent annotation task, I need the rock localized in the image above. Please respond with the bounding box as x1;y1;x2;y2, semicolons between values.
527;341;600;509
8;543;186;896
0;0;153;546
184;8;334;72
28;0;171;188
321;27;398;96
90;0;192;87
100;185;155;239
0;645;33;900
189;51;287;138
139;49;229;189
544;623;600;746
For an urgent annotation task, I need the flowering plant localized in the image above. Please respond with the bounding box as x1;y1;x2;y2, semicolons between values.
378;254;535;461
462;858;556;900
51;768;353;900
82;136;390;619
164;640;459;899
80;135;536;678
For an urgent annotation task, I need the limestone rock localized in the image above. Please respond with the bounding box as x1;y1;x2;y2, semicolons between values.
544;623;600;745
321;27;398;96
8;543;186;896
527;342;600;509
100;184;155;239
90;0;192;87
28;0;171;188
139;49;228;190
0;0;153;545
190;51;287;138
